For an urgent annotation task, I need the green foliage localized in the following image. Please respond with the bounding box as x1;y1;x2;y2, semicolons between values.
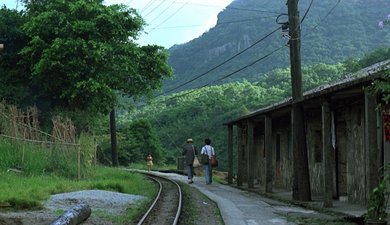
20;0;144;115
365;163;390;222
119;62;353;169
0;167;154;211
366;178;388;222
97;119;165;166
344;47;390;74
1;0;172;133
0;7;31;106
166;0;390;92
0;138;83;178
121;81;286;170
367;70;390;106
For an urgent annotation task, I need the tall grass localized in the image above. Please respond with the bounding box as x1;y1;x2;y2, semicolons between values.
0;138;80;177
0;137;156;220
0;167;155;210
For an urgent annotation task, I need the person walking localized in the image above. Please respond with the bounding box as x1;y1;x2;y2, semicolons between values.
201;138;215;184
146;153;153;172
182;138;197;184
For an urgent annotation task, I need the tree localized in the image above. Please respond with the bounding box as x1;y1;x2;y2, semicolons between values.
14;0;172;166
0;7;31;106
20;0;172;115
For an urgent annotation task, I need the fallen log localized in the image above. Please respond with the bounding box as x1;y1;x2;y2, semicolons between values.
49;204;91;225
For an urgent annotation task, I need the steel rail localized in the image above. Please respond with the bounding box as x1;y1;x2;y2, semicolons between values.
136;172;182;225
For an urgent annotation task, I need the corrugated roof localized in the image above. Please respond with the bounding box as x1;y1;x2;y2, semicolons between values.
225;60;390;125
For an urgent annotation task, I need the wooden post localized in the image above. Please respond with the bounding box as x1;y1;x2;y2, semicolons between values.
365;92;379;197
247;120;254;188
110;109;118;167
228;124;234;184
322;99;333;207
265;115;273;193
237;125;243;186
288;0;311;201
77;145;81;180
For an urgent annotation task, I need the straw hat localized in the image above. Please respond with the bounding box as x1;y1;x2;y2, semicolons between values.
187;138;193;143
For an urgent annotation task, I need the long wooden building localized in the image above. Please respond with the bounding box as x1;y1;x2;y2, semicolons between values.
224;61;390;206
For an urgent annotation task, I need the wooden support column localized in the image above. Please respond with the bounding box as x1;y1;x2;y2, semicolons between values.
237;125;243;186
322;100;333;207
265;115;273;193
228;124;234;184
365;92;379;196
247;120;255;188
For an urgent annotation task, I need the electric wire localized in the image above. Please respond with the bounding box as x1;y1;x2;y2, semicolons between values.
162;25;282;95
155;0;339;100
141;0;156;13
226;6;281;14
158;45;285;101
210;46;285;84
157;0;339;100
147;1;177;25
304;0;341;33
149;0;192;32
150;114;182;152
300;0;314;24
150;0;340;145
152;16;276;30
157;2;293;94
143;0;166;18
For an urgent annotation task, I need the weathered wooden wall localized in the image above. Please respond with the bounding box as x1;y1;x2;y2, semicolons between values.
305;109;324;196
271;117;293;190
254;128;266;186
345;102;366;203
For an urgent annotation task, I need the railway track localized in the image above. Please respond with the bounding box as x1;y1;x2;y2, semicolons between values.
136;173;182;225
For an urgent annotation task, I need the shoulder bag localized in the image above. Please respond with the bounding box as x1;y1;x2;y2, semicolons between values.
200;146;209;165
193;146;201;167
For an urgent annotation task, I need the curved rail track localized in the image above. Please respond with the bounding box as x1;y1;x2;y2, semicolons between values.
136;173;182;225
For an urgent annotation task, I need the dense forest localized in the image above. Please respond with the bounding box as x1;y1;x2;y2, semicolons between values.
1;0;390;171
114;47;390;170
165;0;390;93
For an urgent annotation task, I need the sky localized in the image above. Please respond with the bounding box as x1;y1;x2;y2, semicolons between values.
2;0;234;48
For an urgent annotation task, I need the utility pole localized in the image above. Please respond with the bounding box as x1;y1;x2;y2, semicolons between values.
287;0;311;201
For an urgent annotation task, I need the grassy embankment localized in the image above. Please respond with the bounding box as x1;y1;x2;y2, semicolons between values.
0;138;157;223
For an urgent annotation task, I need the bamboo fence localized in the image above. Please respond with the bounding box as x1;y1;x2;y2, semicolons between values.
0;101;84;179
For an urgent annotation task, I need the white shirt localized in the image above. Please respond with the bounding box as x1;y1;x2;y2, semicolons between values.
201;145;215;159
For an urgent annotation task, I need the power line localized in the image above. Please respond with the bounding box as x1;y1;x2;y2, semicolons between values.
158;45;285;101
141;0;156;13
226;6;281;15
304;0;341;33
147;1;177;25
149;0;192;32
149;114;182;152
300;0;314;24
156;0;340;100
143;0;166;18
152;16;277;30
163;25;282;94
211;46;285;85
156;1;308;94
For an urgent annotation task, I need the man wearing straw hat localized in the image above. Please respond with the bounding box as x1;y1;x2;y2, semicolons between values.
182;138;197;184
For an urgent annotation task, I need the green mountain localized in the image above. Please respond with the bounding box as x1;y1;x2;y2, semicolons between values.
165;0;390;93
